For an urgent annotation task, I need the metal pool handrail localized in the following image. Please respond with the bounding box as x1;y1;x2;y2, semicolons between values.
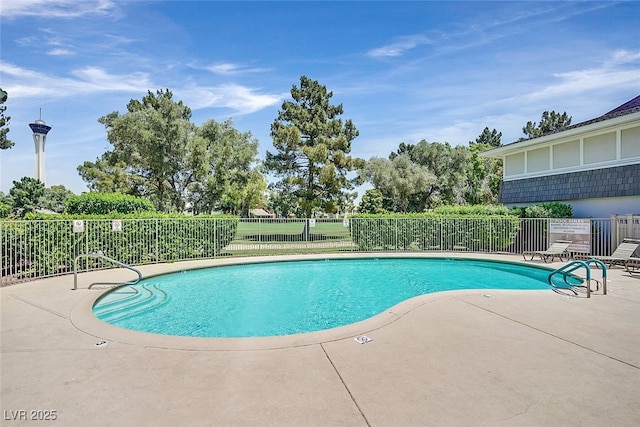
548;259;607;298
73;252;142;290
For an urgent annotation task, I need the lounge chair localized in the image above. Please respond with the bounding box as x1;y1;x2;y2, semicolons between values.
523;240;572;263
589;239;640;268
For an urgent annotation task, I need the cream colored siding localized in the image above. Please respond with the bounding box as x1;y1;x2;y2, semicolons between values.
486;98;640;216
527;146;550;172
621;126;640;158
505;152;525;176
584;131;616;164
553;140;580;169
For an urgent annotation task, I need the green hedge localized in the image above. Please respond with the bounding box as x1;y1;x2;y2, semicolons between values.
349;208;520;251
65;193;155;215
0;202;10;218
510;202;574;218
1;214;238;279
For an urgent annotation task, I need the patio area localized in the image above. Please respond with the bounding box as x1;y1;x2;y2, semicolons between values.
2;254;639;426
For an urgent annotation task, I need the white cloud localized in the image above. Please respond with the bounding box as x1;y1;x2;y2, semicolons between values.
47;48;74;56
0;0;116;18
178;84;285;115
0;63;151;98
195;62;270;75
353;47;640;149
368;34;431;58
71;67;152;91
1;62;285;116
524;51;640;102
206;63;241;74
608;49;640;66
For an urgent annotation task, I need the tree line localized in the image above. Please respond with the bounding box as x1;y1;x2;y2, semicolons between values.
0;81;571;218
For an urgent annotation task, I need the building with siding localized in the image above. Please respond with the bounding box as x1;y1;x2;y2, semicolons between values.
482;95;640;217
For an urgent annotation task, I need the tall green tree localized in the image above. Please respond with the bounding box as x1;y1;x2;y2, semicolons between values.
0;191;12;218
462;143;502;205
187;119;265;215
265;76;362;217
358;188;386;214
406;140;468;208
9;177;45;217
80;91;266;214
362;154;436;213
79;90;201;211
389;142;416;160
40;185;75;213
461;128;503;205
0;87;14;150
471;127;502;147
522;111;572;139
78;157;141;194
361;140;468;212
266;187;299;218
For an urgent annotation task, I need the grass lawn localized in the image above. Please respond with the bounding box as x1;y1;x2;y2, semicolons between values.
224;245;358;257
232;220;351;244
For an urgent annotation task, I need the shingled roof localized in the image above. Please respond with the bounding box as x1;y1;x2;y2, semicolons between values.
555;94;640;133
603;94;640;115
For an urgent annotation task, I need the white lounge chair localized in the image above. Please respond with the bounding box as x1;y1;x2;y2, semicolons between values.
590;239;640;268
523;240;572;263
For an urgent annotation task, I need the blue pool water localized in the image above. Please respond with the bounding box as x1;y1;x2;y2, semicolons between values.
93;258;550;338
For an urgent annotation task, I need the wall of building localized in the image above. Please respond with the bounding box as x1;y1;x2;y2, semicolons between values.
503;122;640;179
499;163;640;210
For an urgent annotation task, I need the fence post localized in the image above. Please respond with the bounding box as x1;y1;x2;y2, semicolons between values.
628;213;638;239
213;218;217;258
489;218;493;253
395;218;398;251
84;220;89;259
610;214;618;252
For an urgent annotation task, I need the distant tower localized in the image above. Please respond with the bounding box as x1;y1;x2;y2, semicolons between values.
29;111;52;185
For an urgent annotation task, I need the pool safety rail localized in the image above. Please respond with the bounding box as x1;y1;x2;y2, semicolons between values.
548;259;607;298
73;252;142;290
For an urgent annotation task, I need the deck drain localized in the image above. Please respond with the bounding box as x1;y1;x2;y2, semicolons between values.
95;341;109;347
354;335;372;344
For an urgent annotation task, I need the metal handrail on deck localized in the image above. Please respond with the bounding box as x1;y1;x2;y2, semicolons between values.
581;259;607;297
73;252;142;290
547;259;607;298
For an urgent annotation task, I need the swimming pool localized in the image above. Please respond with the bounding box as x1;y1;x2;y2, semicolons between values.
93;258;549;337
93;258;550;338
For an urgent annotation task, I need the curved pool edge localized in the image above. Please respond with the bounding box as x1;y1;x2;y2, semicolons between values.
70;253;556;351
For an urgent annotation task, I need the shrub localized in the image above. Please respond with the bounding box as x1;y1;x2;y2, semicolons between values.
0;202;11;218
539;202;573;218
65;193;155;215
349;206;520;252
523;205;551;218
511;202;573;219
432;205;512;216
5;213;238;277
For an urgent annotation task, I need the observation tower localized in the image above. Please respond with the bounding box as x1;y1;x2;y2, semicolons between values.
29;112;52;185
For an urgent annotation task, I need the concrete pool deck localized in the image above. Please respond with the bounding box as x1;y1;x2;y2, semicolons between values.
1;253;639;426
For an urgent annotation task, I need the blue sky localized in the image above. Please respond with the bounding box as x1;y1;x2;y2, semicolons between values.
1;0;639;195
